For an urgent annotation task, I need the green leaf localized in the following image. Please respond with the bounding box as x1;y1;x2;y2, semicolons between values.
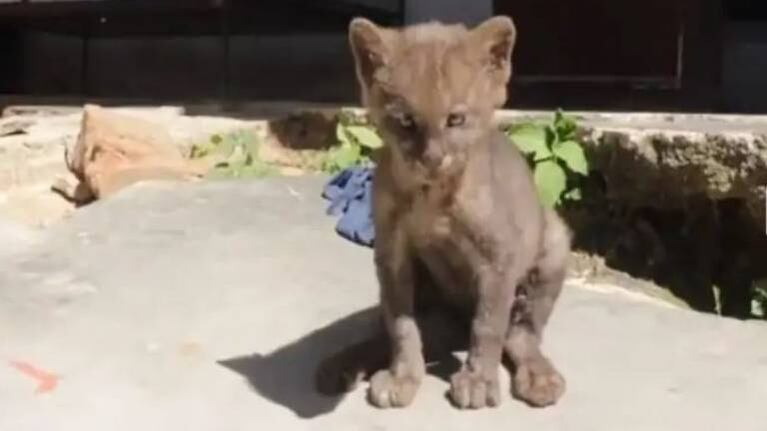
342;144;361;166
544;125;558;149
345;125;383;149
534;160;567;208
552;140;589;175
507;124;552;161
328;143;361;171
337;109;356;126
554;109;577;141
563;188;582;201
211;136;236;159
190;143;210;159
191;136;221;159
244;139;261;165
336;123;353;146
228;144;248;166
554;109;564;125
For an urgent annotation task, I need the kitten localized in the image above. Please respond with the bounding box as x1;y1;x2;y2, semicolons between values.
316;15;571;410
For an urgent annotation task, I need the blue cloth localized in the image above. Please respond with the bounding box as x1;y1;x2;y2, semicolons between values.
322;165;375;247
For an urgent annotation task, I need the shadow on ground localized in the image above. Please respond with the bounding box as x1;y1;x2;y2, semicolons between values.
217;307;376;418
218;306;463;418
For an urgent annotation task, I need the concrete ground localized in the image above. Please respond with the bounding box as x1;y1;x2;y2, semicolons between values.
1;176;766;431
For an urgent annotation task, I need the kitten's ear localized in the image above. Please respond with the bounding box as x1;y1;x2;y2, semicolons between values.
470;16;517;82
348;17;392;92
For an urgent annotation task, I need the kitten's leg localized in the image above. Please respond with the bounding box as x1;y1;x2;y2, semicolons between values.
449;266;517;409
367;228;426;408
315;308;467;396
506;209;569;407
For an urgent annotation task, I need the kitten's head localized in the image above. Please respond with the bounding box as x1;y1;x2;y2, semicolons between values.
348;16;517;180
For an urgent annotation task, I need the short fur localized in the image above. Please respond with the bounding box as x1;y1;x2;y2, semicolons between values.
316;15;571;410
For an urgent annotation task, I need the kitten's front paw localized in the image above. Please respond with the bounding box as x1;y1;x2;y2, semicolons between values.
512;358;565;407
449;368;501;409
368;369;421;408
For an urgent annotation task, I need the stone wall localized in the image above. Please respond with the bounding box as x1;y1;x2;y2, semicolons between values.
497;111;767;316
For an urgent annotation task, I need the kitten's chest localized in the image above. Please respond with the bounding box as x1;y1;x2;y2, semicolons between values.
403;187;477;302
404;185;459;247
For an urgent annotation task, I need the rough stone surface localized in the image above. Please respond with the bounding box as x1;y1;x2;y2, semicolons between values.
0;105;254;192
0;184;75;228
64;105;211;201
581;126;767;222
0;105;259;225
0;113;78;191
4;105;765;218
497;111;767;225
0;176;765;431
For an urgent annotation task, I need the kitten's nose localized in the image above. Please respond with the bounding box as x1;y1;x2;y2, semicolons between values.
423;141;444;171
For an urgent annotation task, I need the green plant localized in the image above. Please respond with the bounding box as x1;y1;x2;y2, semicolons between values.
505;110;589;207
752;278;767;318
190;129;277;179
321;110;383;173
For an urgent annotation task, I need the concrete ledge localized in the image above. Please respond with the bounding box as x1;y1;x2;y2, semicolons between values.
0;177;765;430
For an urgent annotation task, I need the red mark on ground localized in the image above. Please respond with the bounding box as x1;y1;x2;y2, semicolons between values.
9;361;59;394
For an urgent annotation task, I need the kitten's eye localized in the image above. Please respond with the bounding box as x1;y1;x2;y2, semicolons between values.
398;113;416;130
446;113;466;128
